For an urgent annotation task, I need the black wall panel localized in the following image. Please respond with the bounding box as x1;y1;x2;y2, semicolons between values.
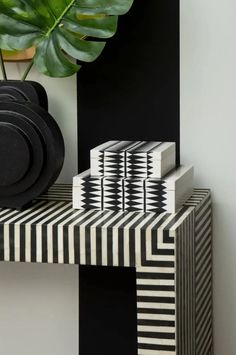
77;0;180;171
78;1;179;354
79;266;137;355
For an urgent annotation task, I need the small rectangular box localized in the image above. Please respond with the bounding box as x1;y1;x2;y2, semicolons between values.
90;141;176;178
73;166;193;213
73;169;103;210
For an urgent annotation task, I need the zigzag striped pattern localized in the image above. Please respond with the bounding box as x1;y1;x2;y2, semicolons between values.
103;177;123;211
91;141;176;179
147;153;154;177
104;151;125;178
73;165;193;213
124;178;145;211
76;176;103;210
103;141;140;178
145;180;167;212
126;151;147;178
94;151;104;176
0;186;212;354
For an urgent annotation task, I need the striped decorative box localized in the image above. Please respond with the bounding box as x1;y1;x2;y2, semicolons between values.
91;141;176;179
73;166;193;213
0;186;213;354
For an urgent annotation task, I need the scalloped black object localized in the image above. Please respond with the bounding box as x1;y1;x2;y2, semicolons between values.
0;81;64;210
0;80;48;109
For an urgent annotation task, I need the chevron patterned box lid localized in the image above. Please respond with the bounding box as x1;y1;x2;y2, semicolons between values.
90;141;176;178
73;166;193;213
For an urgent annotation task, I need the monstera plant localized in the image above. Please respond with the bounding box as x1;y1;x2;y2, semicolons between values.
0;0;134;211
0;0;133;79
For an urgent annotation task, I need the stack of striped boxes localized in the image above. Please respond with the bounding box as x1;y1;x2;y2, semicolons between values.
73;141;194;213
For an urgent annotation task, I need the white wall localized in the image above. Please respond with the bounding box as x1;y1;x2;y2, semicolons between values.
181;0;236;353
0;262;78;355
0;65;78;355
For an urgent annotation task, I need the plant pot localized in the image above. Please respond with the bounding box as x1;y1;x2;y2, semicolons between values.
0;80;64;210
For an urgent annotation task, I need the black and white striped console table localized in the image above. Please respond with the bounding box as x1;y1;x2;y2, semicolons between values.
0;185;212;355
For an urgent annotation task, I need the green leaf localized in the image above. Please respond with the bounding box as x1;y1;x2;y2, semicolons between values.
64;12;118;38
0;0;134;77
34;34;80;77
74;0;134;15
0;33;40;51
56;28;106;62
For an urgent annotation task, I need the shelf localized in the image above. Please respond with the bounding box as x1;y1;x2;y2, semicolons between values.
0;184;210;266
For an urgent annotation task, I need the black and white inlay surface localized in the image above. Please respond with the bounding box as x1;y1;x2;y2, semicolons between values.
0;185;212;354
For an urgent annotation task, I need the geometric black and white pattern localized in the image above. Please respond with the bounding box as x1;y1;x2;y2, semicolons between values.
103;177;123;211
127;141;176;178
0;185;213;354
90;140;118;176
91;141;176;179
38;183;72;201
184;190;213;355
73;166;193;213
124;178;145;211
73;170;102;210
103;141;139;178
91;140;140;177
145;165;194;213
145;179;167;212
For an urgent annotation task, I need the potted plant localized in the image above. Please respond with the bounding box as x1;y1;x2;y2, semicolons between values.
0;0;134;210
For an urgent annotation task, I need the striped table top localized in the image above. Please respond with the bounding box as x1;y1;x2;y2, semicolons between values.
0;184;210;265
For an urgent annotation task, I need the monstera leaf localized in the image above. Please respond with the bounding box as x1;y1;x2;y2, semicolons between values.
0;0;133;77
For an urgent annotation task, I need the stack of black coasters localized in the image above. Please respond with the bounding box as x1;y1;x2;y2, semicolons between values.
73;141;193;213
